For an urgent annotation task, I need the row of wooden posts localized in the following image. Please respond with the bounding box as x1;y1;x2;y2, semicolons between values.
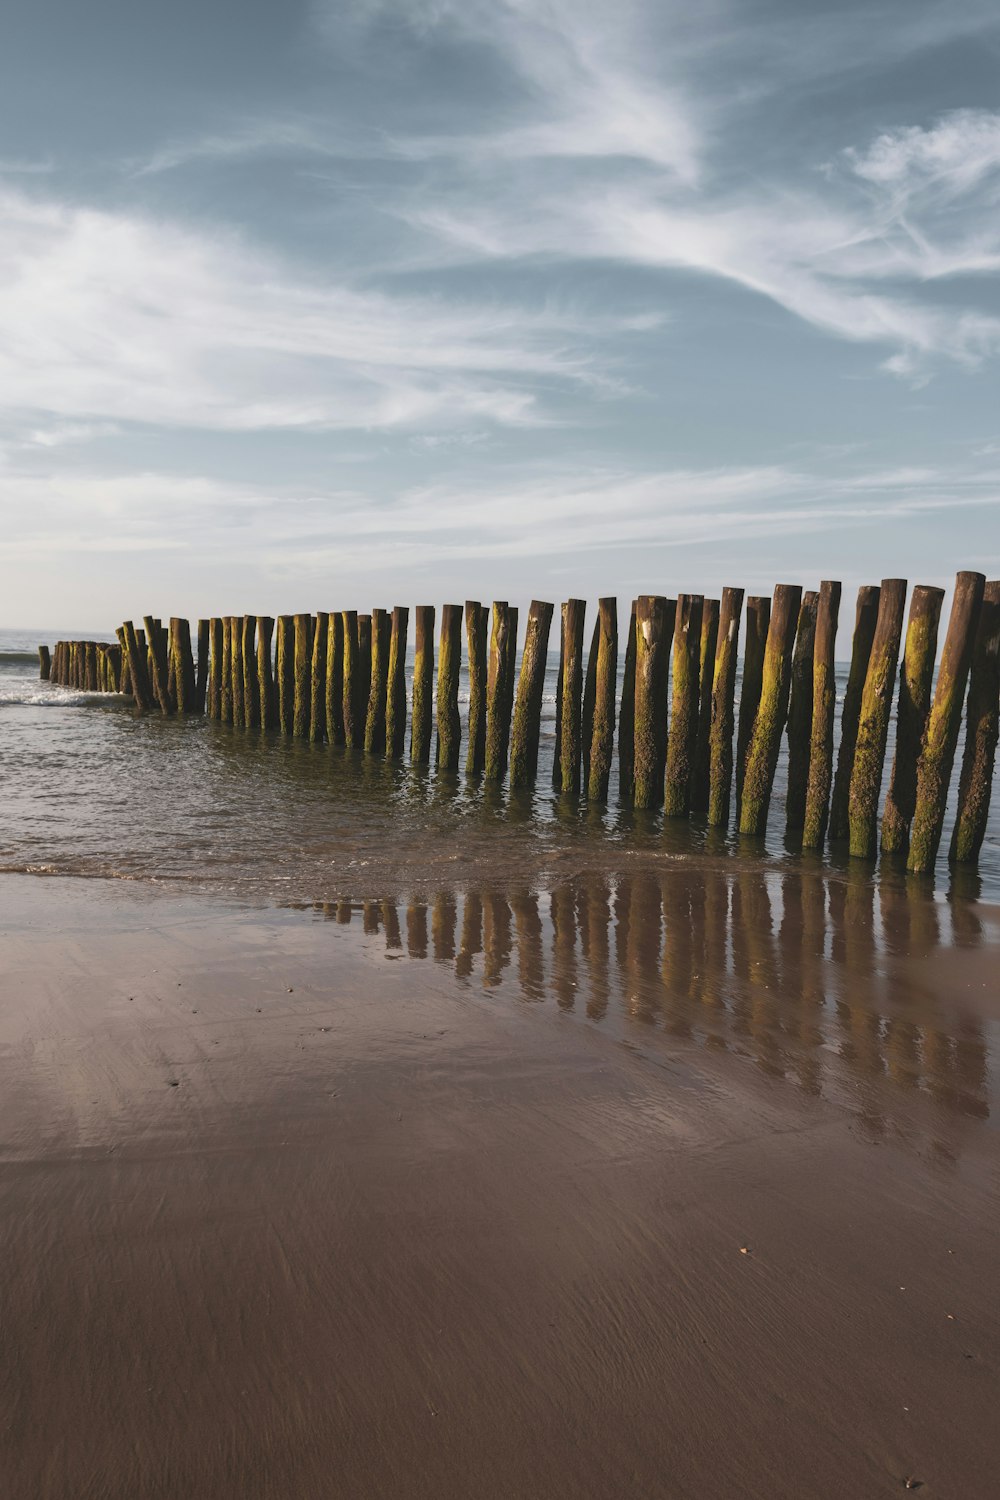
41;572;1000;875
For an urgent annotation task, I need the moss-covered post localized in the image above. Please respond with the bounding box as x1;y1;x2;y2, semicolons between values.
231;617;246;728
38;645;51;680
950;580;1000;865
880;585;945;856
257;616;276;729
117;637;132;697
326;612;345;746
169;618;197;715
410;606;435;765
509;600;554;788
386;606;409;760
220;618;233;724
195;620;209;713
276;616;294;735
828;585;881;841
587;598;618;802
121;622;154;712
241;616;259;729
618;602;637;802
309;611;328;744
206;618;222;719
690;598;719;816
632;595;672;809
847;579;907;860
734;595;770;823
465;602;487;776
664;595;703;817
802;581;842;849
143;615;173;715
581;615;600;782
357;614;372;737
784;591;818;832
557;599;586;794
341;610;360;748
552;612;565;793
738;584;802;836
908;572;986;874
293;612;312;738
707;587;744;828
365;608;390;754
485;602;514;782
436;604;462;771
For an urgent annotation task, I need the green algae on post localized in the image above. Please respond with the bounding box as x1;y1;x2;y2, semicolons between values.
552;617;565;793
509;600;554;788
908;571;986;873
410;605;435;766
309;612;328;744
220;618;234;724
828;585;881;842
581;614;600;791
632;595;672;810
38;645;50;680
690;598;720;817
587;598;618;803
195;620;209;714
784;591;818;833
436;604;463;771
801;581;841;849
357;615;372;744
386;606;409;760
326;612;345;746
485;602;515;783
365;608;390;754
848;579;907;860
950;580;1000;865
121;621;155;713
256;616;276;729
707;587;744;828
341;610;360;748
464;602;488;776
664;595;704;818
207;618;222;719
143;615;173;716
293;613;312;739
738;584;802;837
231;617;246;729
734;595;770;824
169;618;197;715
558;599;587;795
275;616;293;736
880;585;944;856
241;616;259;729
618;602;637;803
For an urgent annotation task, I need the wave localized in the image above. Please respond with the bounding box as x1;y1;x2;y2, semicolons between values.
0;686;106;707
0;650;42;664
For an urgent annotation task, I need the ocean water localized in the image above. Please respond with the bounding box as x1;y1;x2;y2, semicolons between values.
2;626;998;903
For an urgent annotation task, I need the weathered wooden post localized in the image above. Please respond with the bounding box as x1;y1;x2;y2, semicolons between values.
664;595;704;817
276;616;294;735
436;604;462;771
552;615;565;793
143;615;173;715
484;602;513;782
118;637;133;698
950;580;1000;865
310;612;328;744
738;584;803;836
690;598;719;816
341;610;360;748
734;595;770;822
292;613;312;739
207;618;222;719
120;622;154;713
509;600;554;788
231;617;246;728
195;620;209;713
326;612;345;746
386;606;409;760
357;614;372;737
618;602;637;802
848;579;907;859
908;572;986;873
85;641;99;693
587;598;618;802
707;587;744;828
828;585;881;841
801;581;842;849
784;591;818;832
220;618;234;724
632;595;672;809
465;602;488;776
38;645;51;680
257;616;276;729
365;608;390;754
169;618;198;715
581;616;600;789
558;599;587;794
880;585;945;856
410;606;435;765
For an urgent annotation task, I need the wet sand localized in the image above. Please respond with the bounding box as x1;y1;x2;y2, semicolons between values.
1;872;998;1499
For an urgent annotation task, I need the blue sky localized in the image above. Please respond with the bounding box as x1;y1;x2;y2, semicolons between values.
2;0;999;632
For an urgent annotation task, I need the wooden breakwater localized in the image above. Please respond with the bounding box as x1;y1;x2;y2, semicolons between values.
41;574;1000;876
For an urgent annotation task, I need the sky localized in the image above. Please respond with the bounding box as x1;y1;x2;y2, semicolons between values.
2;0;1000;634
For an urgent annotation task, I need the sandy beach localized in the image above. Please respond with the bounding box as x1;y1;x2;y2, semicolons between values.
1;870;997;1499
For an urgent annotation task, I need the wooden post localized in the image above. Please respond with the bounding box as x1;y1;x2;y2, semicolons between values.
509;602;554;788
618;602;637;803
357;614;372;740
557;600;586;794
255;616;275;729
828;585;881;841
276;616;294;735
690;598;719;817
38;645;51;680
143;615;172;715
950;581;1000;865
784;591;818;832
664;595;703;817
738;584;802;836
848;579;907;860
552;613;565;793
386;607;409;760
293;613;312;739
465;602;488;776
195;620;209;713
581;615;600;789
587;598;618;802
734;595;770;823
168;618;197;715
632;595;672;809
411;606;435;765
802;581;842;849
365;608;391;754
219;621;233;724
908;572;986;874
485;602;514;782
436;604;463;771
310;612;328;744
341;611;360;748
881;585;945;856
207;618;222;719
85;641;98;692
118;637;133;698
120;622;154;712
326;612;345;746
231;617;246;728
707;587;744;828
